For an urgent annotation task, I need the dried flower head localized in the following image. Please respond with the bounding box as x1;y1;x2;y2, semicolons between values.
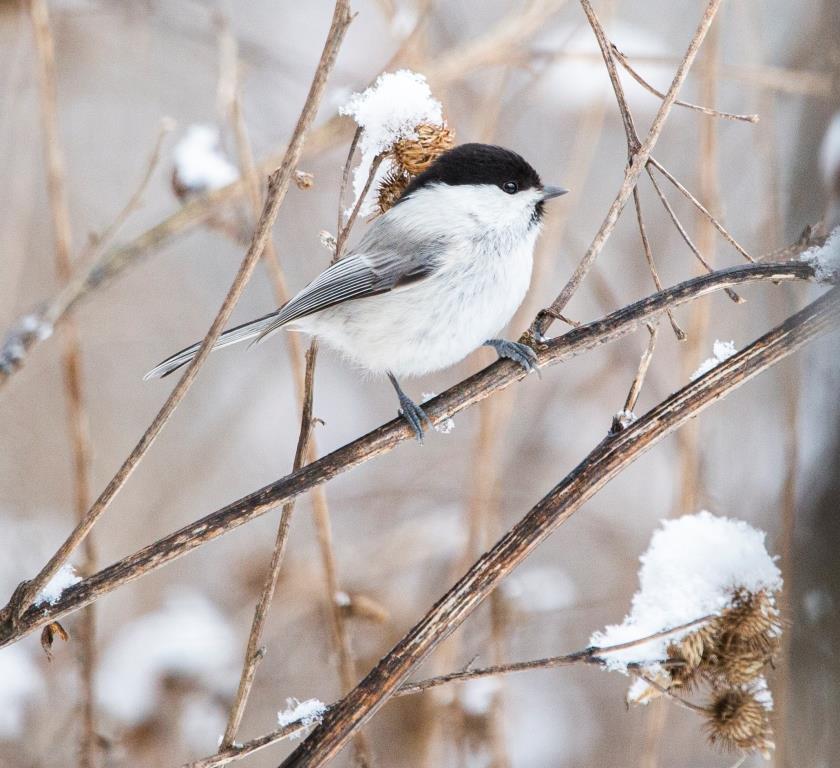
393;122;455;175
294;170;315;189
376;168;411;214
705;688;774;755
719;589;781;645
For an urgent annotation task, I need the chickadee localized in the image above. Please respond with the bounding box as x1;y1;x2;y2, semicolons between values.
145;143;567;441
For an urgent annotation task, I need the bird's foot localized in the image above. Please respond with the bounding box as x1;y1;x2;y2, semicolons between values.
388;372;432;444
484;338;540;377
397;393;432;444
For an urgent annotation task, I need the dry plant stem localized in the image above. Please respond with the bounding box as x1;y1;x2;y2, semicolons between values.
221;344;318;747
620;323;659;417
633;188;685;339
632;671;709;715
534;0;723;337
278;288;839;768
648;157;754;263
1;0;353;629
645;167;742;304
0;259;823;648
609;44;759;123
183;615;716;768
29;1;97;765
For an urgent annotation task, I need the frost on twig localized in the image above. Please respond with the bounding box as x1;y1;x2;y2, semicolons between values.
339;70;453;216
800;226;840;284
422;392;455;433
35;563;81;606
276;697;327;739
690;339;737;381
590;511;782;757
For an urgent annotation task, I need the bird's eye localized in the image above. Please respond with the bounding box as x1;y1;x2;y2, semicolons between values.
502;181;518;194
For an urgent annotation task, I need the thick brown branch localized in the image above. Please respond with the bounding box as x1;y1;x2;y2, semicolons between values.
0;260;822;648
279;286;839;768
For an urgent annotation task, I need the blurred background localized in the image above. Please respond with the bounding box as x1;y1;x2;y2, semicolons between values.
1;0;838;766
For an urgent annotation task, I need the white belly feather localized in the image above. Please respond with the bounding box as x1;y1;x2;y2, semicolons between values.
298;228;538;378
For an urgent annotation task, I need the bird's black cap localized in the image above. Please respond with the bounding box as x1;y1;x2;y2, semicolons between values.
398;143;543;200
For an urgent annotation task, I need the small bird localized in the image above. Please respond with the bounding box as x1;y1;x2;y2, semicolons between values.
145;143;567;441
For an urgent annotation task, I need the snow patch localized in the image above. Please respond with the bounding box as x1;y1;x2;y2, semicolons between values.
801;227;840;284
36;563;82;605
590;511;781;672
339;70;444;217
690;340;737;381
173;124;238;193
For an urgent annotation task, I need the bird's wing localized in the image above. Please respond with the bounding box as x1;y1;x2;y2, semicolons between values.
144;217;446;379
254;222;446;342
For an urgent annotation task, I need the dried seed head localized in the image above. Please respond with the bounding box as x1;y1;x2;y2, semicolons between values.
717;644;769;686
294;170;315;189
705;689;774;755
376;168;411;214
393;122;455;175
720;589;780;642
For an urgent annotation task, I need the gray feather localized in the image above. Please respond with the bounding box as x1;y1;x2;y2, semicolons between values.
144;216;447;380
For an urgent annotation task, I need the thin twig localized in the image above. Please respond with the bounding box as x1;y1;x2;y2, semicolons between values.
610;44;759;123
633;187;685;339
0;0;354;629
0;259;825;648
648;156;755;263
29;2;97;765
533;0;724;337
611;322;659;433
278;287;840;768
645;166;743;303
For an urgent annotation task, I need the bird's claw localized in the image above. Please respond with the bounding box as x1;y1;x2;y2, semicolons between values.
485;339;541;378
397;395;432;444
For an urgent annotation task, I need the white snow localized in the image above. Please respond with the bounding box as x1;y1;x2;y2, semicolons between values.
277;698;326;737
801;226;840;284
0;645;44;738
819;112;840;188
339;70;444;217
459;677;501;715
36;562;81;605
173;124;239;193
589;511;782;672
502;565;577;612
422;392;455;434
690;339;737;381
613;409;638;429
96;590;238;725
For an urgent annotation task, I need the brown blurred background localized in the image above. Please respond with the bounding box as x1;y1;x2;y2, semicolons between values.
0;0;838;766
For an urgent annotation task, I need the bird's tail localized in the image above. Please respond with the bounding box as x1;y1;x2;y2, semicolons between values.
143;310;280;380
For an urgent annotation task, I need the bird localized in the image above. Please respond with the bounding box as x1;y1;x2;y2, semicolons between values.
145;143;567;442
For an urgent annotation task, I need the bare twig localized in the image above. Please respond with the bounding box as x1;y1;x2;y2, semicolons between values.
182;615;717;768
647;156;754;263
612;322;659;433
278;287;839;768
645;166;743;303
0;259;825;648
29;2;97;765
0;0;354;629
610;44;759;123
633;188;685;339
533;0;724;337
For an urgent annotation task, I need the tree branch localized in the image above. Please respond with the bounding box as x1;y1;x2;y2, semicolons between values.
0;259;823;648
278;285;839;768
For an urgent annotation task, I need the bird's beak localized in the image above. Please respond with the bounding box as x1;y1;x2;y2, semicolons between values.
541;185;569;201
